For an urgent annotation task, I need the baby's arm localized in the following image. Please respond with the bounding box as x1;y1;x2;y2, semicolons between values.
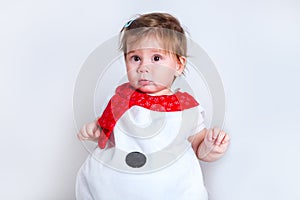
189;128;230;162
77;120;101;142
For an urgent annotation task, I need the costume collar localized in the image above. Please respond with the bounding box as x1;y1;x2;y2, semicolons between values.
97;82;199;149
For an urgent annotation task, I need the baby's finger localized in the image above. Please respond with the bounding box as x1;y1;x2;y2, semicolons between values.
206;129;213;142
79;125;90;139
87;122;100;138
94;128;101;138
221;134;230;144
215;130;226;145
77;131;88;140
212;127;221;140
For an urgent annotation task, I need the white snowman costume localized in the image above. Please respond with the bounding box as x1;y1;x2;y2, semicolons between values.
76;83;208;200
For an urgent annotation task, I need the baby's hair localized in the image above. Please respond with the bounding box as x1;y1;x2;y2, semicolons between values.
119;12;187;60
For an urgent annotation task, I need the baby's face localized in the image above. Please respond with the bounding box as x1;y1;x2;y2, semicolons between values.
125;37;186;95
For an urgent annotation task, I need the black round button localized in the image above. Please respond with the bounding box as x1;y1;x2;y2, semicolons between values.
125;152;147;168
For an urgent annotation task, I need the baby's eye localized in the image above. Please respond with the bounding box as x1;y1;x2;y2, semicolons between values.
153;55;161;62
132;55;141;62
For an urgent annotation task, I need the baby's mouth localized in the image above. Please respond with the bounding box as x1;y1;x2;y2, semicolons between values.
138;79;153;86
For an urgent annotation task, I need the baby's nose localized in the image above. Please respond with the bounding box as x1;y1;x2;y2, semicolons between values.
137;63;150;73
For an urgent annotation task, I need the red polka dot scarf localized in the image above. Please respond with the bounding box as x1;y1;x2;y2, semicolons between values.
97;82;199;149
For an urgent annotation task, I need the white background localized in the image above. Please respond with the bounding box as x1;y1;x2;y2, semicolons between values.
1;0;300;199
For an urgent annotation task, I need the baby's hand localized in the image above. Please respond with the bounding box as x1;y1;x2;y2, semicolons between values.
77;120;101;142
199;128;230;161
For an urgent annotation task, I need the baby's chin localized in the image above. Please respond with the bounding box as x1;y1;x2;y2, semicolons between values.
131;83;171;96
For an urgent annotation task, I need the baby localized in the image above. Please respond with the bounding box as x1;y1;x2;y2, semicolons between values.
76;12;230;200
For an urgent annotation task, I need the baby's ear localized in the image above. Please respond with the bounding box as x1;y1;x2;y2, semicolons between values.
176;56;186;76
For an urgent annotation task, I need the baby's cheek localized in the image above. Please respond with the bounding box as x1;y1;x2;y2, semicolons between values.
127;72;137;82
152;70;174;86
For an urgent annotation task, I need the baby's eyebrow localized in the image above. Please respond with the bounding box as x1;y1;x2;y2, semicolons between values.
126;50;137;55
126;48;168;55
